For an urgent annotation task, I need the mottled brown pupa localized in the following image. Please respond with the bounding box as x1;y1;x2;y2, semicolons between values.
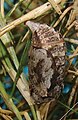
26;21;66;104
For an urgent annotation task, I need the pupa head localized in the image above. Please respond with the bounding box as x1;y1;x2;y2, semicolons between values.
26;21;64;49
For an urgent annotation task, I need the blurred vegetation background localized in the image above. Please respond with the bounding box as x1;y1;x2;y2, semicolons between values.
0;0;78;120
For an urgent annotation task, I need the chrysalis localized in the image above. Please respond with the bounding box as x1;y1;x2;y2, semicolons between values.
26;21;66;104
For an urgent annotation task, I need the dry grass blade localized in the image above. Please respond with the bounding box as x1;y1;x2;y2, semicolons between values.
24;112;31;120
7;68;38;120
68;53;78;59
66;0;78;27
0;81;22;120
65;38;78;45
0;0;61;37
66;47;78;72
0;14;19;70
36;110;41;120
62;78;78;120
8;0;25;17
1;56;37;119
59;102;78;120
0;113;12;120
39;102;51;120
68;70;78;76
0;0;4;18
0;107;13;115
8;68;32;105
53;6;72;28
68;78;78;106
63;21;76;37
0;13;38;120
48;0;62;15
